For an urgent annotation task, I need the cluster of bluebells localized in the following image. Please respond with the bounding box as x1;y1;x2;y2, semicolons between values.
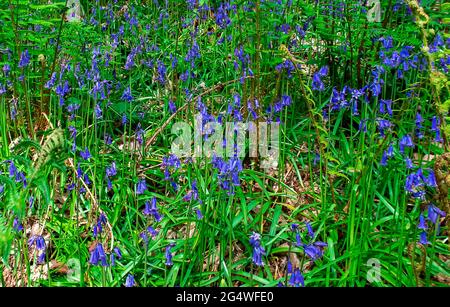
405;168;437;199
93;213;108;238
162;154;181;191
89;242;123;267
378;36;421;79
417;204;446;245
291;222;327;262
249;232;265;267
211;155;243;194
311;66;329;91
28;235;46;264
266;95;293;123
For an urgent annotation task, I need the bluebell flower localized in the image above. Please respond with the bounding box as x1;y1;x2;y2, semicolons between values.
424;170;437;188
3;64;10;76
139;231;149;244
431;116;443;142
95;104;102;119
379;99;393;116
380;151;388;166
215;3;231;29
311;66;328;91
405;157;413;169
18;49;31;68
429;34;444;53
415;112;424;139
156;61;167;85
28;235;46;250
417;214;427;230
143;197;162;222
195;208;203;220
8;160;17;177
113;247;122;259
80;147;91;160
121;86;133;102
13;217;23;232
427;204;446;224
405;171;424;198
419;232;430;245
165;243;175;266
183;180;199;202
249;232;265;267
37;252;46;264
289;268;305;287
380;36;393;50
399;134;413;154
45;72;57;89
136;179;147;195
104;134;112;145
125;274;135;287
168;100;177;114
303;241;327;261
89;242;108;266
306;222;315;238
106;161;117;177
387;144;394;158
295;232;302;247
287;261;293;274
377;119;391;138
147;226;158;238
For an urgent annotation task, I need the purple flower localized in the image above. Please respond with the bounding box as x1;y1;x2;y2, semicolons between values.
37;252;46;264
80;147;91;160
249;232;265;267
89;242;108;266
399;134;413;154
377;119;391;137
45;72;57;88
289;268;305;287
143;197;162;222
121;86;133;102
427;204;446;224
113;247;122;259
95;104;102;119
8;160;17;177
419;232;430;245
312;66;328;91
379;99;393;116
136;179;147;195
28;235;46;250
147;226;158;238
417;214;427;230
431;116;443;142
295;232;302;247
405;157;413;169
424;170;437;188
106;161;117;177
303;241;327;261
168;100;177;114
18;49;31;68
380;151;388;166
13;217;23;232
195;208;203;220
183;180;199;202
306;222;314;238
156;61;167;85
165;243;175;266
125;274;135;287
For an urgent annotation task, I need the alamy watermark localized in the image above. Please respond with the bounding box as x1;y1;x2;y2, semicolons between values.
366;258;381;283
367;0;381;22
171;113;280;169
